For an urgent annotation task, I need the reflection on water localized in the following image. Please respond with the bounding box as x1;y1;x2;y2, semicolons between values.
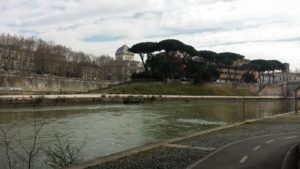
0;99;295;169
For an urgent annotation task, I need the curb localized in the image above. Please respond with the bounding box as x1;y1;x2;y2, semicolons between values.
64;111;297;169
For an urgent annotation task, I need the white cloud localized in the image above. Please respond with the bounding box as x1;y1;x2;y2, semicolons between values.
1;0;300;69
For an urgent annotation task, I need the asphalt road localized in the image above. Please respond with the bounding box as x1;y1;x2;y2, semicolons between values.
189;133;300;169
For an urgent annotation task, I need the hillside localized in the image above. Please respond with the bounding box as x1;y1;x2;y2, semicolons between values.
93;82;257;96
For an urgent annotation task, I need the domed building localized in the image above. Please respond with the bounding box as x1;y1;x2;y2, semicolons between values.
114;45;143;82
115;45;135;61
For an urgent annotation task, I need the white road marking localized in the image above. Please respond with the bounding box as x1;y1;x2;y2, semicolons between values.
266;140;274;144
285;136;298;139
239;156;249;164
252;145;261;151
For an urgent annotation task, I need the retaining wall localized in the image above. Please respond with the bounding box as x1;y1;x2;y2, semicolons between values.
0;94;293;108
259;84;284;96
206;82;259;93
0;73;118;93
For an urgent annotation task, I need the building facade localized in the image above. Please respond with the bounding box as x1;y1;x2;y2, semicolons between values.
114;45;143;82
262;72;300;83
262;63;300;83
218;68;260;83
217;59;260;83
115;45;135;61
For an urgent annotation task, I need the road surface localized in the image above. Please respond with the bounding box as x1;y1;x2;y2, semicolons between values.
189;133;300;169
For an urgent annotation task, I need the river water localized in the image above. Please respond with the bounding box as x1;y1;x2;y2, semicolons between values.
0;99;295;169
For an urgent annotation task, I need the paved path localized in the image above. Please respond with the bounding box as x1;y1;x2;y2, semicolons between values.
189;133;300;169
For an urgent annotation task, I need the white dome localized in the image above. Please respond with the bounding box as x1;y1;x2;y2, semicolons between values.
115;45;134;56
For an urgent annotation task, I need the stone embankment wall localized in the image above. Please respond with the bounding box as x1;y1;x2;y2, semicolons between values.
0;73;118;93
208;82;286;96
258;83;284;96
206;82;259;93
0;94;292;108
0;73;290;96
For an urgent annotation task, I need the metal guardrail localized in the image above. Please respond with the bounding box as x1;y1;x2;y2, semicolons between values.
282;144;299;169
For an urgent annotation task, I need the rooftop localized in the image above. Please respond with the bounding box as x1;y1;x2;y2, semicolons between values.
115;45;134;56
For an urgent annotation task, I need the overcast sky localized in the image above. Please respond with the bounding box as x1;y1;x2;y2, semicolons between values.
1;0;300;69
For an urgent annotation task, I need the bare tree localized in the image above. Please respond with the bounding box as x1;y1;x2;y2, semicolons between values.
0;109;49;169
0;126;14;169
0;33;116;80
0;109;86;169
44;132;86;169
95;55;114;80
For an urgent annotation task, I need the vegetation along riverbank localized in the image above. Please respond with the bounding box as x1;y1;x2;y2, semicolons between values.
93;82;257;96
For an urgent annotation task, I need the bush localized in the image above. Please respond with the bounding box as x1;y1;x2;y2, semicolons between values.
44;133;86;169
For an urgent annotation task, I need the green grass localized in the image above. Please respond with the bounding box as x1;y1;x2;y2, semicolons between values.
93;82;257;96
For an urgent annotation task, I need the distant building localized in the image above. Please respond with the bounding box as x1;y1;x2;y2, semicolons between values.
115;45;135;61
233;59;250;67
262;63;300;83
283;63;290;73
262;72;300;83
217;59;259;83
218;68;260;83
114;45;143;82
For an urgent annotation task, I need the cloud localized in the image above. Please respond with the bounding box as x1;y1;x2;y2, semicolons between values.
83;35;125;42
1;0;300;69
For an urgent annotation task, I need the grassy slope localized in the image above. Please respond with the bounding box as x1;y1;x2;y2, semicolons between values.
94;82;257;96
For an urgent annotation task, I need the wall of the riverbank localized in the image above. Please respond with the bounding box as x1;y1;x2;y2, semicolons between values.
0;73;118;94
0;94;293;107
207;82;286;96
0;73;291;96
209;82;286;96
258;83;284;96
206;82;259;93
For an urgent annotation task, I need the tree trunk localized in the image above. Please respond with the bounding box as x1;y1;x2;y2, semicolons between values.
227;68;231;82
139;54;147;73
259;72;262;84
233;68;237;82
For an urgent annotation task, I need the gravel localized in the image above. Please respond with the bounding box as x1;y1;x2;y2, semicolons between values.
87;147;209;169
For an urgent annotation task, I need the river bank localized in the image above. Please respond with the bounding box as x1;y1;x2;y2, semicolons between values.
0;94;294;107
66;112;300;169
93;82;258;96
